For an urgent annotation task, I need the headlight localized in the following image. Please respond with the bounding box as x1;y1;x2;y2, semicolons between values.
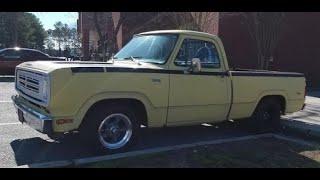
41;76;50;103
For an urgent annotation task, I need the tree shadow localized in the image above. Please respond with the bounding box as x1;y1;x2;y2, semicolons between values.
192;137;320;168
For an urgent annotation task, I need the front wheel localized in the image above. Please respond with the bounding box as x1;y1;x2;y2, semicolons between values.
80;104;140;153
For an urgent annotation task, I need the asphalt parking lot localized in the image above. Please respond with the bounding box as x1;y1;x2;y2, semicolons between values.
0;81;255;168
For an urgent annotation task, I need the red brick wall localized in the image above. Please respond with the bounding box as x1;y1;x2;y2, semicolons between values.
219;12;320;87
275;12;320;87
218;13;258;69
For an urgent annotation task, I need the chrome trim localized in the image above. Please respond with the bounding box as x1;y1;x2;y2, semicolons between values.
98;113;133;150
12;95;52;133
15;68;51;107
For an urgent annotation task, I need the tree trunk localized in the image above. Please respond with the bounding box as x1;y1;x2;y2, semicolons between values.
93;12;105;61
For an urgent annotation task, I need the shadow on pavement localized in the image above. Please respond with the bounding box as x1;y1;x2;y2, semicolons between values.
307;91;320;98
10;136;101;166
10;121;252;166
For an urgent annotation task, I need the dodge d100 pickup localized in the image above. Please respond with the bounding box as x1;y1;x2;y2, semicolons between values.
12;30;306;152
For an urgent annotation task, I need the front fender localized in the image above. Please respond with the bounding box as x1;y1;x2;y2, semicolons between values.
72;91;156;129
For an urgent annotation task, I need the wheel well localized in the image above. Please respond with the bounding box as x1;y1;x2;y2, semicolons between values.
84;98;148;127
258;95;286;114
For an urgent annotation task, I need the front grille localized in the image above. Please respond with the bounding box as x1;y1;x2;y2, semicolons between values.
16;69;49;106
18;73;40;93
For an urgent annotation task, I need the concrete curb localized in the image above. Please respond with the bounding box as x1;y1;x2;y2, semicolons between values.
17;161;73;168
272;134;320;148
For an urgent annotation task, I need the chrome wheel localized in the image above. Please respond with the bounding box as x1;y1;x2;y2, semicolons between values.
98;113;133;150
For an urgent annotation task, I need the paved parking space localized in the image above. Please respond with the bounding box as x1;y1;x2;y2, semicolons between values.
1;81;318;168
0;81;253;167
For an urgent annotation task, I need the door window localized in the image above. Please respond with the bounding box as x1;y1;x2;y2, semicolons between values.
174;39;220;68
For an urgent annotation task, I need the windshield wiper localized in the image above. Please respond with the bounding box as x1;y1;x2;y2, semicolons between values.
124;56;142;65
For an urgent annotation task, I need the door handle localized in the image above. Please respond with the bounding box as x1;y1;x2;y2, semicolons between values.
151;78;161;83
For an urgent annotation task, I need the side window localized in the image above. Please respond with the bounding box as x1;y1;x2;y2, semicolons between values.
174;39;220;68
0;50;21;59
22;51;48;59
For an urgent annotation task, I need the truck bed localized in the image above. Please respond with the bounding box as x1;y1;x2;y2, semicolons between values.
228;69;305;120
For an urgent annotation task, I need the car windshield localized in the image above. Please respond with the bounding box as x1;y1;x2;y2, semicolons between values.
114;34;178;64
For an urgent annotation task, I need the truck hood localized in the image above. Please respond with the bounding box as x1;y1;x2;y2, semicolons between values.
16;60;165;73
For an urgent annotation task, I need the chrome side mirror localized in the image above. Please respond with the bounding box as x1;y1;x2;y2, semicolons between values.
190;58;201;73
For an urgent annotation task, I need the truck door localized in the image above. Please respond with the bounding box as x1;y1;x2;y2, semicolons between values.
167;35;231;125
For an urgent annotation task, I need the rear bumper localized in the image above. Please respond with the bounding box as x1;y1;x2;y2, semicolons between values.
12;95;53;135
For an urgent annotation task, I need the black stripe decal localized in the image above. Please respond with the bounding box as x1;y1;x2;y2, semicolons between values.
231;71;304;77
106;68;228;76
71;67;228;76
106;67;169;74
71;67;104;73
71;67;303;77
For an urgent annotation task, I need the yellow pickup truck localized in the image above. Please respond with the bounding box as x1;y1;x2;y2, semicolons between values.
12;30;306;152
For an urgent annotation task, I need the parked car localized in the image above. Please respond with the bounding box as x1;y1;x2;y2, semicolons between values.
12;30;306;153
0;47;65;75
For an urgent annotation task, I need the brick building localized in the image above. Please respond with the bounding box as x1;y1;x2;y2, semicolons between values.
219;12;320;87
78;12;320;87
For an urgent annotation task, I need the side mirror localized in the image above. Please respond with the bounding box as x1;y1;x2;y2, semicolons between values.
189;58;201;73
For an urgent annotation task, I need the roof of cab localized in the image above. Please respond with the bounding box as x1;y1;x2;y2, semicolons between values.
139;30;217;39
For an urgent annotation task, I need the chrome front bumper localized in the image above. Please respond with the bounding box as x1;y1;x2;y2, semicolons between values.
11;95;53;134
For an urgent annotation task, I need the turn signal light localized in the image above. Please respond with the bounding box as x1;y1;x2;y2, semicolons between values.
56;119;73;125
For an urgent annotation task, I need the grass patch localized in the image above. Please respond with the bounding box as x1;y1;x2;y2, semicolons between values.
83;137;320;168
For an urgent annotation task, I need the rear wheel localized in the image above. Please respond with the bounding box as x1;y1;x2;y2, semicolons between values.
79;103;140;153
247;98;281;133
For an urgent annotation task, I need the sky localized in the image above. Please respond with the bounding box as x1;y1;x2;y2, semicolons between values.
30;12;78;30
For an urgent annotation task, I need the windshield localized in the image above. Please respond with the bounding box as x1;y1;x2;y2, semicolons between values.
114;34;178;64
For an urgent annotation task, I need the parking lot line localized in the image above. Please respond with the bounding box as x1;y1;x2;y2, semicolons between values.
0;122;20;126
0;101;12;103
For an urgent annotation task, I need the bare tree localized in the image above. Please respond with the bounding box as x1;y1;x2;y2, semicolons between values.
108;12;125;54
162;12;198;30
240;12;285;70
89;12;218;60
191;12;218;32
93;12;108;61
91;12;126;61
162;12;218;32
